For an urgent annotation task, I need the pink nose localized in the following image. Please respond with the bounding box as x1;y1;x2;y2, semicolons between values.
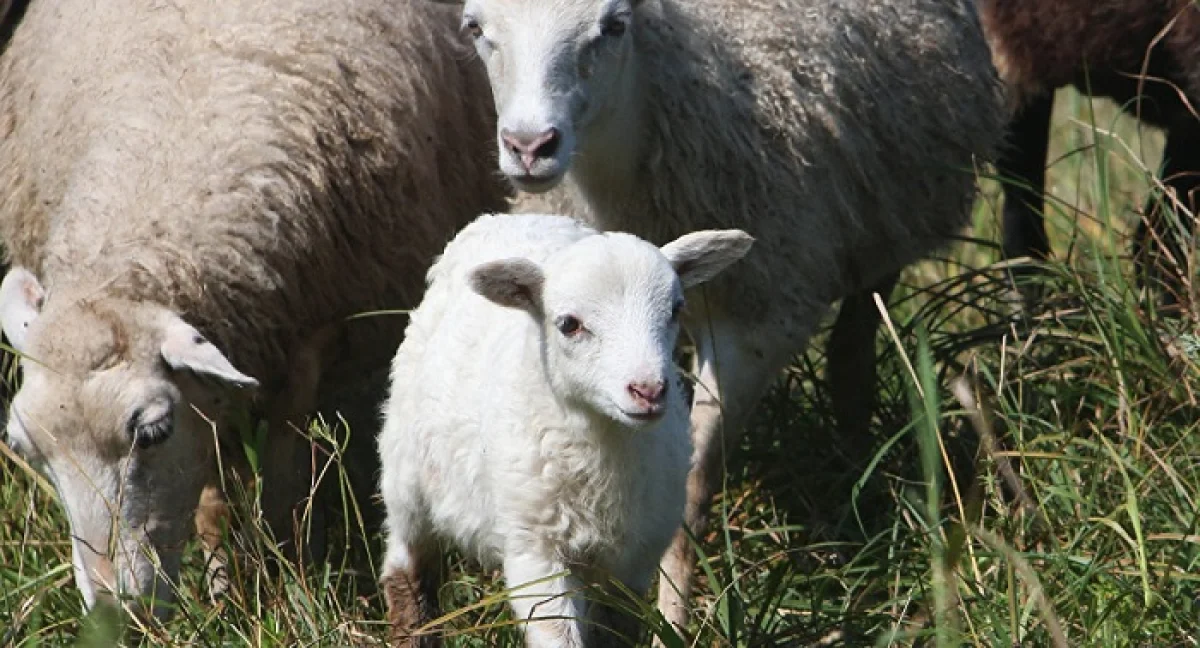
627;380;667;407
501;127;561;172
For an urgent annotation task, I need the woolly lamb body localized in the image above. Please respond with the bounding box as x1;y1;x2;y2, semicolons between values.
463;0;1006;631
379;213;752;647
0;0;508;615
981;0;1200;290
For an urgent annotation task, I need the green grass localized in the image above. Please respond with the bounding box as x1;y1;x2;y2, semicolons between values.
4;87;1200;646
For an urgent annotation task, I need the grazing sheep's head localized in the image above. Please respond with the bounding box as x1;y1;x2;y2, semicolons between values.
469;224;752;428
460;0;644;192
0;268;257;618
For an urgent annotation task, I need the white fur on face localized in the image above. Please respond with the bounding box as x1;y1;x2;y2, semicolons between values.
463;0;638;191
2;299;235;617
538;233;683;427
8;362;203;617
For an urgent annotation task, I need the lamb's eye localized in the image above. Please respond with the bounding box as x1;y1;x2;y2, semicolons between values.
129;408;174;449
557;315;583;336
463;17;483;39
600;16;628;38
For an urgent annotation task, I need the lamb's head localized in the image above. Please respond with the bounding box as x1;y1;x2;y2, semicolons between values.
460;0;644;192
469;226;752;428
0;268;257;618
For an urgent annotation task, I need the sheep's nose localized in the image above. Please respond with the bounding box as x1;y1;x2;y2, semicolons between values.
627;380;667;407
501;127;561;171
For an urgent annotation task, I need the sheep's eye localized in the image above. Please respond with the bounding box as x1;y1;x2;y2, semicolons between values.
557;315;583;336
129;409;174;449
670;301;684;321
600;16;628;38
463;17;483;40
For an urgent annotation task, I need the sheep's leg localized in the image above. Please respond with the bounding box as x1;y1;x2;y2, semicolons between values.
592;562;655;647
194;424;256;601
655;313;801;640
260;325;338;565
195;482;231;601
999;93;1054;269
381;537;442;647
827;271;899;462
503;551;588;648
1133;128;1200;305
261;405;320;562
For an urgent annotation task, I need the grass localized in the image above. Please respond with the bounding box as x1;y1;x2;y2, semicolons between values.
4;87;1200;646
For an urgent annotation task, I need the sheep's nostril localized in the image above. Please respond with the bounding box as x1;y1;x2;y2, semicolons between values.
628;380;667;405
533;128;560;159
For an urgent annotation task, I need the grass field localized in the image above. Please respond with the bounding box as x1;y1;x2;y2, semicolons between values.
3;88;1200;646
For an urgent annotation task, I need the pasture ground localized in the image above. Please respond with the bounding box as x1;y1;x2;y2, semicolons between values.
3;89;1200;646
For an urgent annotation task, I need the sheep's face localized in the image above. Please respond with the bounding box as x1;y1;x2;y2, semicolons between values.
462;0;642;192
470;227;754;429
0;269;257;618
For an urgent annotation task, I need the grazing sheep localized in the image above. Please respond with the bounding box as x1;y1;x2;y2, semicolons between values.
981;0;1200;295
378;212;753;647
0;0;508;616
456;0;1005;631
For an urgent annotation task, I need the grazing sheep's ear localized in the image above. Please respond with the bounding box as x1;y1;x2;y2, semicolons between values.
160;314;258;388
660;229;755;289
0;267;46;352
468;258;545;312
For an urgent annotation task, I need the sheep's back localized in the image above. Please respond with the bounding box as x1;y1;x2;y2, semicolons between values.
0;0;510;387
575;0;1004;316
980;0;1200;129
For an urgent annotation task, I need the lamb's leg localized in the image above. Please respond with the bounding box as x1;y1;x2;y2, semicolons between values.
503;551;588;648
593;561;656;647
381;539;442;647
1133;128;1200;305
827;271;899;461
655;313;803;639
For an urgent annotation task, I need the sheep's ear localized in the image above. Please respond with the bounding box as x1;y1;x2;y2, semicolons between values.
660;229;755;289
160;314;258;388
468;258;545;312
0;267;45;352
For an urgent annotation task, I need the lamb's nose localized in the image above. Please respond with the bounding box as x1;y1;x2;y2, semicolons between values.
501;127;561;171
627;380;667;406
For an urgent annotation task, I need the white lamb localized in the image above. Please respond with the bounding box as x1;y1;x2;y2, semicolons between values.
377;212;753;647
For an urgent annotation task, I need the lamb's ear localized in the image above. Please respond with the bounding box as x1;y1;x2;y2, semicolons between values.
660;229;755;289
160;315;258;388
468;258;545;312
0;267;46;352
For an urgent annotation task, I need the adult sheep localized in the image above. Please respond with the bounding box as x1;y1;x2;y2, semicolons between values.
453;0;1006;633
982;0;1200;296
0;0;507;617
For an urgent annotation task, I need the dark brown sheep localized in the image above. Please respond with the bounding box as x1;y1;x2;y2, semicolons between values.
983;0;1200;293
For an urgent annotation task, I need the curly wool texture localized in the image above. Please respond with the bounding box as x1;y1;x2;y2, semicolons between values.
0;0;510;394
536;0;1005;329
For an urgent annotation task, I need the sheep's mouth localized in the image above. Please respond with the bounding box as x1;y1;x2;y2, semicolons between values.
509;171;564;193
621;407;665;422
